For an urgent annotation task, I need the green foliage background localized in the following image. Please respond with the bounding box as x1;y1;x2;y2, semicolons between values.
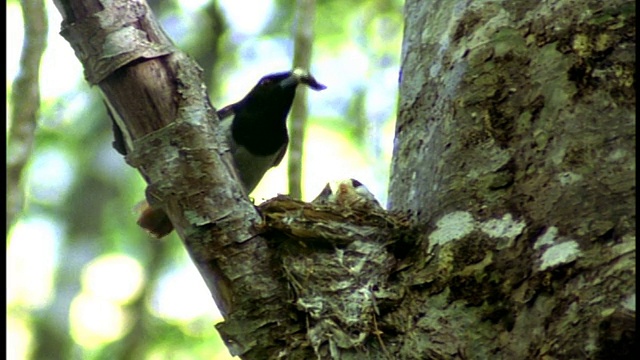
6;0;404;359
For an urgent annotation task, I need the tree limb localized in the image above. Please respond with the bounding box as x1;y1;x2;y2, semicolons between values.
7;0;48;233
288;0;317;199
53;0;295;356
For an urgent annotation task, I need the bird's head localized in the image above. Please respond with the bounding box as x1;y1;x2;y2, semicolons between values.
236;68;326;119
227;69;326;154
274;68;327;91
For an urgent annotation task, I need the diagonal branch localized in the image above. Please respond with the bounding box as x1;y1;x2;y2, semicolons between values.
53;0;294;357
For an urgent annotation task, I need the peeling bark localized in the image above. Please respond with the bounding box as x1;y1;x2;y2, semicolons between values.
54;1;297;358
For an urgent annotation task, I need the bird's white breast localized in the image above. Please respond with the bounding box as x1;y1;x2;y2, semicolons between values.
219;114;282;193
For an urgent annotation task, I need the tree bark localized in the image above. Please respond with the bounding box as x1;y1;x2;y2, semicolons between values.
388;0;635;358
55;0;635;359
54;1;297;358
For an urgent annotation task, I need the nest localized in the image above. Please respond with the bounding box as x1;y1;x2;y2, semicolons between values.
258;195;410;358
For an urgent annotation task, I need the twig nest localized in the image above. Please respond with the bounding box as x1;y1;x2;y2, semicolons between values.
258;195;410;358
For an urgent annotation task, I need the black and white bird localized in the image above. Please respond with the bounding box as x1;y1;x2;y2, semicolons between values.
136;68;326;237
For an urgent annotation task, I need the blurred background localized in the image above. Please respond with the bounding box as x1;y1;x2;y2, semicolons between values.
6;0;403;358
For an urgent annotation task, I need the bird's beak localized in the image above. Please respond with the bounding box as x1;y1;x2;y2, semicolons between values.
280;68;327;91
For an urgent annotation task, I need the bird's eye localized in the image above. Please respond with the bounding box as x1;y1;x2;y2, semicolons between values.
259;78;273;86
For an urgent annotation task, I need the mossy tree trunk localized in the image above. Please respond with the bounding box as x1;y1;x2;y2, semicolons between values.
386;0;635;358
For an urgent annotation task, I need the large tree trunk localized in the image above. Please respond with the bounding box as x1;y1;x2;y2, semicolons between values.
388;0;635;358
55;0;635;359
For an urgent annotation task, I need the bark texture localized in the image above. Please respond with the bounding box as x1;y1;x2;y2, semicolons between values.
54;1;296;357
388;0;635;358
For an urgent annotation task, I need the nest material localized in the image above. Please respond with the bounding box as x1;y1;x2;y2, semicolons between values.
259;195;410;358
